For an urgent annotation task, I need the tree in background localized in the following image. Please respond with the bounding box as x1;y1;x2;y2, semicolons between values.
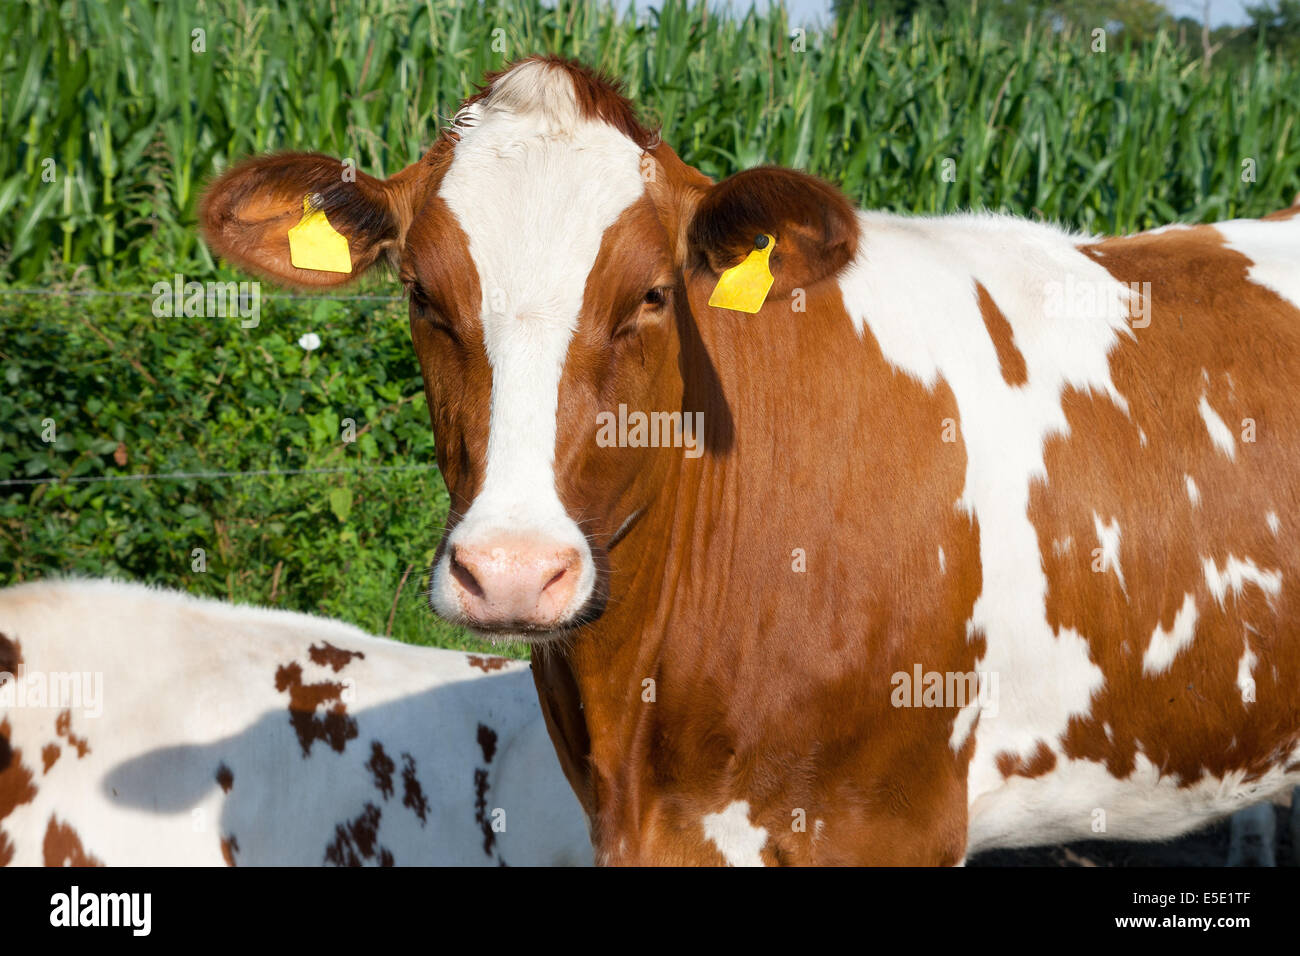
835;0;1168;40
831;0;952;31
834;0;1298;65
1245;0;1300;56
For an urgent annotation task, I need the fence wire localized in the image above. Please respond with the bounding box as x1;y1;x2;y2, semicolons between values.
2;285;428;491
0;287;402;302
0;463;438;488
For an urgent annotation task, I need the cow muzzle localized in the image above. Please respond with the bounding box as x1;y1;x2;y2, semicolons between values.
442;534;586;632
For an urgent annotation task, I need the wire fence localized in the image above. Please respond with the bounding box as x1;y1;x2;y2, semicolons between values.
3;284;430;493
0;462;439;488
0;287;402;302
1;284;456;645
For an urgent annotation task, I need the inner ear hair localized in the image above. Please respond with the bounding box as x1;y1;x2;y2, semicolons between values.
686;166;859;290
199;152;405;287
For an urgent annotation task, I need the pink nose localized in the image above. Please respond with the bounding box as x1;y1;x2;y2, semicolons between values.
448;536;583;629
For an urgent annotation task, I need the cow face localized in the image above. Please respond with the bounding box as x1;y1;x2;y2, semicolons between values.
200;57;856;641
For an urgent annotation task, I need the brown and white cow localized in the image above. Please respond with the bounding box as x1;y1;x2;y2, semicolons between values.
0;579;590;866
200;57;1300;865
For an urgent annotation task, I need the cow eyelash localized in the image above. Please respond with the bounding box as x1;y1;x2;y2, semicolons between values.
404;281;461;342
406;281;442;320
613;287;671;341
404;279;430;307
643;286;670;308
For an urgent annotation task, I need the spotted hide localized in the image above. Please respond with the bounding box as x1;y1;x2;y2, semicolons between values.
0;579;591;866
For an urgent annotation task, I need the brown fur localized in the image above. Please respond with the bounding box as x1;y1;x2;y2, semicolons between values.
1032;228;1300;783
324;803;393;866
274;661;358;757
42;816;103;867
0;717;37;866
996;742;1058;779
308;641;365;673
54;710;89;758
975;281;1028;386
0;634;18;677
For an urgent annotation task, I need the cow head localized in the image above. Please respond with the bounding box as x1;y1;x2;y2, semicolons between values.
200;56;857;639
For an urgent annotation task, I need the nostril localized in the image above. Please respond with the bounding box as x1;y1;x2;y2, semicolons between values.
449;548;485;599
540;549;581;595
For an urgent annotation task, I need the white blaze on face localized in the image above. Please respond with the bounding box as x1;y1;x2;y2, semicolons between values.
428;62;646;626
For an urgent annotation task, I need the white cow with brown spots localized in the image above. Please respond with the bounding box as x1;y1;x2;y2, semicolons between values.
0;579;591;866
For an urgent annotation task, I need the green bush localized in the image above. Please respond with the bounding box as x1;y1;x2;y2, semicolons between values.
0;287;512;654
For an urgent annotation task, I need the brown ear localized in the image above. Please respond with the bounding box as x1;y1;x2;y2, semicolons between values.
686;166;859;298
199;152;424;288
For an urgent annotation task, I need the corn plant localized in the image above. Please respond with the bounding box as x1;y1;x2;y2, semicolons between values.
1;0;1297;283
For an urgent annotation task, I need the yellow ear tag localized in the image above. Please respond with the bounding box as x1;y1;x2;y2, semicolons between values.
287;194;352;274
708;234;775;313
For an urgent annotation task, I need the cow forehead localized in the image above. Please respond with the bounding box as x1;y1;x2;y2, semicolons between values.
436;97;647;331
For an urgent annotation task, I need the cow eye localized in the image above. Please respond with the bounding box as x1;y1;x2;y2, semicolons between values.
405;281;460;342
406;280;431;309
407;282;441;322
614;286;671;342
643;286;669;308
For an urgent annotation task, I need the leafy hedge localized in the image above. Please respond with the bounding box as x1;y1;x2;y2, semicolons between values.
0;286;507;654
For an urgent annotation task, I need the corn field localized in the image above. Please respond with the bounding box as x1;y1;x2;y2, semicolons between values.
1;0;1298;283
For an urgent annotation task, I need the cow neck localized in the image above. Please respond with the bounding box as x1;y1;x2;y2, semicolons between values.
548;275;984;863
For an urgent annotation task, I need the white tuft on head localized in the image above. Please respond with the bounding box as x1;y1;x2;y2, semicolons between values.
427;60;647;632
480;59;587;136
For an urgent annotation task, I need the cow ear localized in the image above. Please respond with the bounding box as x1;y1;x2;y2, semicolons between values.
685;166;859;300
199;152;424;288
